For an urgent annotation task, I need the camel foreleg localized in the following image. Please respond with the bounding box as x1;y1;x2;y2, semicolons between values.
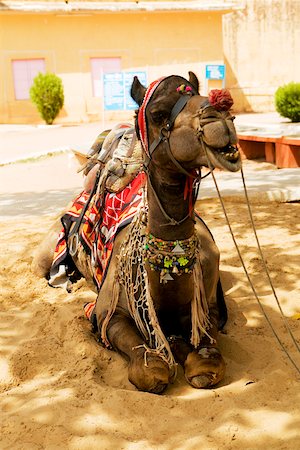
170;305;225;389
106;312;171;394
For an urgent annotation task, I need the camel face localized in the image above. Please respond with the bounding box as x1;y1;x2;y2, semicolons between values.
194;97;241;172
131;73;241;173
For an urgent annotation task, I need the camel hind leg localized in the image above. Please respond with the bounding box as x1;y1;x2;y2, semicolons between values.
31;217;62;278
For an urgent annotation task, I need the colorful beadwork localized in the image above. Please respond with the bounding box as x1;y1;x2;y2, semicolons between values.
176;84;193;94
144;232;198;277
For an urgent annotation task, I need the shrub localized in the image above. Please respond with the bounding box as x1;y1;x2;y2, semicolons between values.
275;82;300;123
30;72;64;124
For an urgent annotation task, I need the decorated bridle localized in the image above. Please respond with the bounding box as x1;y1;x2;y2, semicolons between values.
137;76;234;226
138;76;198;179
138;76;234;178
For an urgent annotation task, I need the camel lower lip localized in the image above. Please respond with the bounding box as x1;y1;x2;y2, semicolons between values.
216;145;240;162
206;145;241;172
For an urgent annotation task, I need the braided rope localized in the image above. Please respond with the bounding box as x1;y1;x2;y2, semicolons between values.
211;167;300;375
200;139;300;375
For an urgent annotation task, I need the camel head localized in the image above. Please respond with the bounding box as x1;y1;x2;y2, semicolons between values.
131;72;241;173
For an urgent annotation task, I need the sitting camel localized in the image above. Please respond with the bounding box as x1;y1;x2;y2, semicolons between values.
32;72;241;394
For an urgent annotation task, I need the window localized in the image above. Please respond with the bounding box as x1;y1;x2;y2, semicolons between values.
12;59;46;100
90;57;121;97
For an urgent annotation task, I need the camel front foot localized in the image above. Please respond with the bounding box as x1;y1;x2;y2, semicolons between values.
184;347;225;389
128;347;171;394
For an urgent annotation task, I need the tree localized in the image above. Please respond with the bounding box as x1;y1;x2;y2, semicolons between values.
30;72;64;125
275;82;300;123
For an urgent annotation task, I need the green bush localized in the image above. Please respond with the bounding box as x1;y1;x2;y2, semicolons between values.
275;82;300;123
30;72;64;124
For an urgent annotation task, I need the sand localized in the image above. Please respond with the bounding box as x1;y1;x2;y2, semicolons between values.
0;155;299;450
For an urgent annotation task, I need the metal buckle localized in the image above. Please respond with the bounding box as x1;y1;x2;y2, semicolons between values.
160;127;171;140
69;233;79;256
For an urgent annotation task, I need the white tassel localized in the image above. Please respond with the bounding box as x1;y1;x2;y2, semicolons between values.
191;254;214;347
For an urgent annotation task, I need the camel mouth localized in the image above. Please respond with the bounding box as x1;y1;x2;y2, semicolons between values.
206;144;241;172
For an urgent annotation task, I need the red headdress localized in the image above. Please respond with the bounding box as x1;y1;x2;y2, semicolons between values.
137;77;166;157
208;89;234;111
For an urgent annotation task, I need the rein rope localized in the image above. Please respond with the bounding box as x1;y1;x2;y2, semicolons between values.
202;146;300;375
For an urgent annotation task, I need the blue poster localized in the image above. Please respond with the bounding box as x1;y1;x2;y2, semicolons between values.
103;71;147;111
205;65;225;80
103;72;124;111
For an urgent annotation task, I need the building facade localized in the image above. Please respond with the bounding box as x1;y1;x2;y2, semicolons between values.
224;0;300;112
0;0;241;123
1;0;299;123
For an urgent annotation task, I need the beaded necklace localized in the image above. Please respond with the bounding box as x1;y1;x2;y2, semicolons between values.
144;232;199;282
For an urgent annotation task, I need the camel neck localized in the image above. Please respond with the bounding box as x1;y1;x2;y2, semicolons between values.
146;166;195;241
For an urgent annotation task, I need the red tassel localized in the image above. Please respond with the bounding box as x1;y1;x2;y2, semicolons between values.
208;89;234;111
184;177;194;215
184;177;189;200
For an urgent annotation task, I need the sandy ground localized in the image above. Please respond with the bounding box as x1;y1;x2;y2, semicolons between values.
0;154;300;450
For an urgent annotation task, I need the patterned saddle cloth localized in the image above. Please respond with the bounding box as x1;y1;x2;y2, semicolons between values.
49;124;146;295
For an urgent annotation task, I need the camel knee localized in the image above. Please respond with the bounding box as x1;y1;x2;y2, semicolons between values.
31;230;59;278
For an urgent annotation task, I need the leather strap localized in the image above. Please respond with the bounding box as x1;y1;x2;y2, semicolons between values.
166;94;191;130
164;139;199;179
68;169;101;255
148;94;191;158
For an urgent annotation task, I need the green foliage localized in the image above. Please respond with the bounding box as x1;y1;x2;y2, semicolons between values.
30;72;64;125
275;82;300;123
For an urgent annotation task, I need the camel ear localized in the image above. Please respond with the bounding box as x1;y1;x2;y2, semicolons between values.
131;76;147;106
188;71;200;94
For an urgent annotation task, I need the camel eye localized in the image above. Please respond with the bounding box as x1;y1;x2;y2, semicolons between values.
150;110;169;124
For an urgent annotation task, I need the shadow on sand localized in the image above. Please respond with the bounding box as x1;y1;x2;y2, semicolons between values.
0;196;299;449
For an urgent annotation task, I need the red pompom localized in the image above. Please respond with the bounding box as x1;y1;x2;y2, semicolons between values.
208;89;234;111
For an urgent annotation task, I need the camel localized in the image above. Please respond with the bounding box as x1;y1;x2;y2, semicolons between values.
32;72;241;394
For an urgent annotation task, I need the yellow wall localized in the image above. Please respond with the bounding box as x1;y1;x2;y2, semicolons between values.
223;0;300;112
0;11;224;124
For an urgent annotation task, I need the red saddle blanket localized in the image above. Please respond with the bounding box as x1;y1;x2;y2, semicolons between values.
49;172;146;299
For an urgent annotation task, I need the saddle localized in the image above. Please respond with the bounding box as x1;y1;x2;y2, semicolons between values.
76;123;143;194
